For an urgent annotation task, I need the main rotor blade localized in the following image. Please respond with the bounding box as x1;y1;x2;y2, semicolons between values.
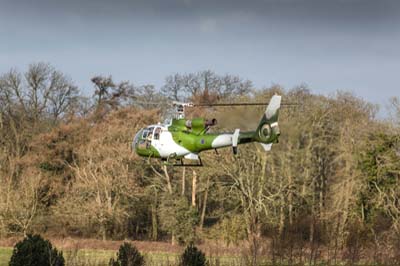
193;102;299;107
131;100;300;108
132;100;168;106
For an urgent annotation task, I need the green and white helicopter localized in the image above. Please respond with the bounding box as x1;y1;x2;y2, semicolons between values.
132;95;282;166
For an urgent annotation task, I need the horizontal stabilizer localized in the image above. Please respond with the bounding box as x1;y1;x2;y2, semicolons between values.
260;143;272;151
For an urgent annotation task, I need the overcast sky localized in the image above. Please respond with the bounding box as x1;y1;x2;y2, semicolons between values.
1;0;399;113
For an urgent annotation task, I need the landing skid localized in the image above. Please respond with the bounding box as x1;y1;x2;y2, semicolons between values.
145;153;204;167
163;157;203;167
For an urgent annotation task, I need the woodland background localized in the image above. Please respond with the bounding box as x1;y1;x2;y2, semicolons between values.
0;63;399;265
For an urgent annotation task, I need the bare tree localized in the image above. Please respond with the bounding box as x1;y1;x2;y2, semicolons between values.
161;73;185;101
221;148;282;266
91;74;172;114
0;63;79;123
162;70;252;103
92;75;118;110
54;140;140;240
0;169;43;236
218;74;253;98
47;72;79;121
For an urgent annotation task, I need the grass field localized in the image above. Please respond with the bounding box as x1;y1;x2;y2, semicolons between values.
0;247;12;266
0;246;386;266
0;237;251;266
0;247;178;266
0;246;248;266
63;249;181;266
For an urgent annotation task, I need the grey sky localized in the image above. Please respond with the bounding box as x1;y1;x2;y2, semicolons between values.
1;0;399;112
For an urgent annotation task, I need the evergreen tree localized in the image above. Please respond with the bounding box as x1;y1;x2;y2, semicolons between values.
9;234;64;266
179;243;207;266
109;242;145;266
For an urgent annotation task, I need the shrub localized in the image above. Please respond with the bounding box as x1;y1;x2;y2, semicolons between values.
109;242;145;266
179;243;208;266
9;234;64;266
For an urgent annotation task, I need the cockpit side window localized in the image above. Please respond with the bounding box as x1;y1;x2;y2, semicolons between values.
147;127;154;140
142;130;148;139
154;127;161;140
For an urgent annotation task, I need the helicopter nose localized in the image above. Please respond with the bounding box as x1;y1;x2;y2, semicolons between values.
132;130;141;151
132;138;136;150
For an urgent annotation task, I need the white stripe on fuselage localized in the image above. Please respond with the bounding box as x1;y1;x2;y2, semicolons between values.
152;130;190;158
211;134;233;148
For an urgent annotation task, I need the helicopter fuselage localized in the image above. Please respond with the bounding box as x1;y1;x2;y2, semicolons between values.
132;119;242;160
132;95;282;162
132;118;276;161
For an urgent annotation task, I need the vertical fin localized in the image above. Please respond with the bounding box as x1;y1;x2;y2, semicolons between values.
265;94;281;122
255;94;281;145
232;128;240;155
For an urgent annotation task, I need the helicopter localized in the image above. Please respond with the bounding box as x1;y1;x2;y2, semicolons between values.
132;95;282;166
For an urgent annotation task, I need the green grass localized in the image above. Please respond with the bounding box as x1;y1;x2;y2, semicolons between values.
0;247;181;266
0;247;388;266
64;249;115;266
0;246;247;266
0;247;12;266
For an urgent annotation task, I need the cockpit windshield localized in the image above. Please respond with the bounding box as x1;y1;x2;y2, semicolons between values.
142;127;154;139
132;129;142;150
133;127;157;151
142;130;148;139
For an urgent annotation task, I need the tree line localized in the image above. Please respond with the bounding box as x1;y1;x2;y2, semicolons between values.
1;63;399;265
